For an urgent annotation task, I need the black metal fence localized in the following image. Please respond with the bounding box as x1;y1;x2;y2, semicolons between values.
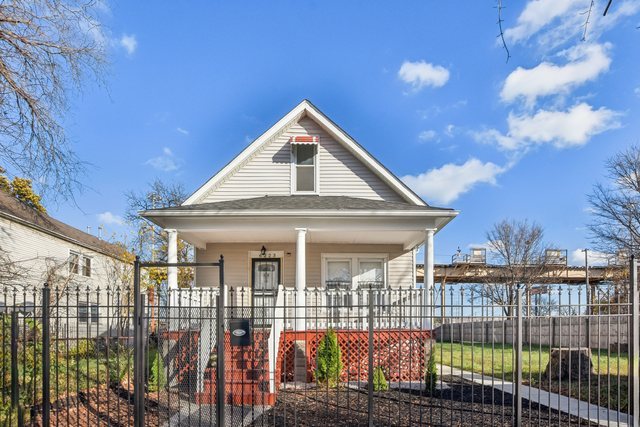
1;258;639;426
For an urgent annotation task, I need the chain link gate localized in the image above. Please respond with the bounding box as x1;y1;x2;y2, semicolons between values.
134;256;225;427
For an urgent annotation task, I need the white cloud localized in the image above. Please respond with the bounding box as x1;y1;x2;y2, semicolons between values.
635;87;640;97
569;248;609;266
402;158;506;205
398;60;450;91
97;211;124;226
444;124;456;137
501;43;611;105
504;0;584;44
475;103;620;151
119;34;137;55
145;147;180;172
176;127;189;135
505;0;640;50
418;130;438;142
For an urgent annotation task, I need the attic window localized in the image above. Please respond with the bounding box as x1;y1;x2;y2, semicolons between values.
291;137;318;193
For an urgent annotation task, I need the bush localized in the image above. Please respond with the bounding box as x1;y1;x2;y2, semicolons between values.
107;348;133;386
372;366;388;392
425;351;437;395
315;329;343;388
68;339;96;359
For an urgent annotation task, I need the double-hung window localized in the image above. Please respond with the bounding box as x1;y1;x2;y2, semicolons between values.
323;254;388;312
78;303;99;323
69;251;92;277
291;137;318;193
69;252;80;275
326;259;352;310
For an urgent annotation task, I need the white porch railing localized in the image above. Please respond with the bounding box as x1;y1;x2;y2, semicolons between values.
267;284;285;393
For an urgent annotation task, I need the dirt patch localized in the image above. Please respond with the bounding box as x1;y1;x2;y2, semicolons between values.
253;376;598;426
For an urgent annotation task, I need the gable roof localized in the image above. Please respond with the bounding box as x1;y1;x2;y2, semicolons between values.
183;100;427;206
0;191;126;260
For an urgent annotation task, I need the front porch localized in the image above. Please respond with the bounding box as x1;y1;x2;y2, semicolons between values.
159;285;434;406
144;195;456;406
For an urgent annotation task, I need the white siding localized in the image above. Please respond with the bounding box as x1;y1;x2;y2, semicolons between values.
199;116;405;203
0;216;127;337
196;242;414;288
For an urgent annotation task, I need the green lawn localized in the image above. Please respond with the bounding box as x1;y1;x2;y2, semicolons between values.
433;342;630;412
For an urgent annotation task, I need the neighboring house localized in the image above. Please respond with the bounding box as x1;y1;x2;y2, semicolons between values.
0;190;130;337
143;100;458;325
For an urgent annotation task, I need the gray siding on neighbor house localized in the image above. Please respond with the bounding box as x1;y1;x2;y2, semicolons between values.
199;116;405;203
195;242;414;288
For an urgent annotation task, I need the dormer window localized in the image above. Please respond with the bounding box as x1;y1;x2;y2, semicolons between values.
291;136;319;194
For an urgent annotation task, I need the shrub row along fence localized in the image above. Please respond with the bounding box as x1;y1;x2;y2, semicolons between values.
0;257;639;426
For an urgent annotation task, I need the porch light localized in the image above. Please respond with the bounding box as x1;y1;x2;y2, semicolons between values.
260;246;267;257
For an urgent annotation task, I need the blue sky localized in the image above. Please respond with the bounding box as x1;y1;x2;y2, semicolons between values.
50;0;640;265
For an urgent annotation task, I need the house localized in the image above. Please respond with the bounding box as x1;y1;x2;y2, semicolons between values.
0;190;130;337
142;100;458;404
143;100;458;322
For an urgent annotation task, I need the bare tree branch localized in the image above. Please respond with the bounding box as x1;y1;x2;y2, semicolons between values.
0;0;107;202
496;0;511;63
581;0;595;41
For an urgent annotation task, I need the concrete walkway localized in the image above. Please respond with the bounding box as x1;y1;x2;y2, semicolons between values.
161;398;267;427
439;365;632;427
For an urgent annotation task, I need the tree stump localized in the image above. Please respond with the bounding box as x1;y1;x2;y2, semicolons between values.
543;347;593;381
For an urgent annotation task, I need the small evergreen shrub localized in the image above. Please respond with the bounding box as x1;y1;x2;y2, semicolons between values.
425;351;437;395
372;366;389;392
315;329;343;388
147;346;166;392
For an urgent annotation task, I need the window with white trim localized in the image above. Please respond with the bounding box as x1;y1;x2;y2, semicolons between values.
325;258;353;310
69;251;92;277
82;256;92;277
323;255;388;313
292;144;317;193
69;251;80;275
357;259;385;289
78;303;99;323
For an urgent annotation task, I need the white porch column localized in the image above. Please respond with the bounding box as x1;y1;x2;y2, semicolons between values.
295;228;307;331
423;229;435;329
166;229;178;304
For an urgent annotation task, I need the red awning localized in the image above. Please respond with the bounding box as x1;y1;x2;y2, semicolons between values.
289;135;319;145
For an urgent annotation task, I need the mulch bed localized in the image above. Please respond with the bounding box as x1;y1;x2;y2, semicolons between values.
253;376;599;426
29;385;166;427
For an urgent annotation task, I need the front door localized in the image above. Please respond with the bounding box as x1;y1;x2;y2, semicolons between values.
251;258;280;326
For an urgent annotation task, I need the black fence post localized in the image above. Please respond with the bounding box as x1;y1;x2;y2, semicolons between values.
367;290;374;427
10;311;20;425
217;255;225;427
514;285;523;426
41;283;51;427
133;256;144;427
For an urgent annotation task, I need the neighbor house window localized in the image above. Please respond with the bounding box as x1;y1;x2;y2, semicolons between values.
82;256;92;277
78;303;98;322
292;144;317;193
70;251;92;277
69;252;80;274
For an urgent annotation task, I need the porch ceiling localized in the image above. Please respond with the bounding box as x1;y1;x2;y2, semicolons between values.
178;228;424;249
149;215;449;250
